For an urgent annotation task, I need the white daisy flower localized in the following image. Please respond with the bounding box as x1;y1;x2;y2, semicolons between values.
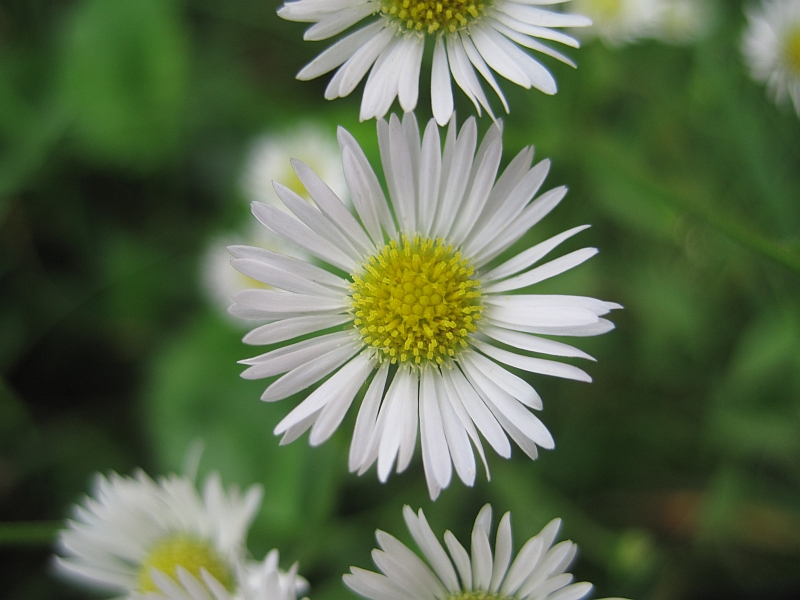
55;470;263;597
278;0;592;125
345;504;625;600
742;0;800;117
144;550;307;600
231;113;620;499
571;0;663;45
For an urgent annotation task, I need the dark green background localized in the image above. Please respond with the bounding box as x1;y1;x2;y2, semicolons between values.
1;0;799;598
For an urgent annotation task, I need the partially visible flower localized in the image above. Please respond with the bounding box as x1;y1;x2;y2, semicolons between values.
278;0;592;125
742;0;800;117
345;504;625;600
572;0;662;45
144;550;307;600
55;470;263;598
231;113;620;499
653;0;714;44
203;123;345;316
242;124;347;210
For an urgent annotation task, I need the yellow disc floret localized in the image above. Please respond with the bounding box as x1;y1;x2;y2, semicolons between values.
380;0;488;34
448;592;508;600
350;235;482;366
138;535;233;593
784;25;800;75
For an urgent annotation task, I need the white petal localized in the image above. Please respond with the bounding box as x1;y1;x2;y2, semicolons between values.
303;3;376;41
251;201;356;271
471;523;493;591
432;117;477;237
417;118;442;237
459;31;510;112
228;244;349;289
231;258;342;297
297;21;385;80
403;507;461;594
490;512;513;592
480;225;591;283
309;352;373;445
376;531;448;598
436;375;477;486
232;288;347;314
398;37;424;112
260;340;360;402
445;366;511;458
472;339;592;383
500;535;544;596
481;325;595;362
461;350;542;410
483;248;598;293
420;368;452;498
444;531;473;590
431;35;454;126
292;159;375;254
273;182;365;263
274;351;369;436
349;361;390;472
339;126;396;242
462;159;552;258
395;367;420;474
243;314;352;346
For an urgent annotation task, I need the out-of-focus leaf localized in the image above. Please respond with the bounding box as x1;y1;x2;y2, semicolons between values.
58;0;189;170
142;313;343;544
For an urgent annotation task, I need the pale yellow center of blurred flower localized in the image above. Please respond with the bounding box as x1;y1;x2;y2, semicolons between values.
138;535;233;593
784;26;800;75
586;0;622;21
381;0;488;34
350;236;482;366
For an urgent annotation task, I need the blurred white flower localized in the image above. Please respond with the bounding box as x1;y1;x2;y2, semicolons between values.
654;0;714;44
203;123;345;316
345;504;626;600
55;471;263;598
278;0;591;125
742;0;800;117
242;124;348;209
572;0;663;45
144;549;308;600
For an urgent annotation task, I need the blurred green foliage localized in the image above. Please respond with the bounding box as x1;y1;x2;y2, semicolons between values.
1;1;799;599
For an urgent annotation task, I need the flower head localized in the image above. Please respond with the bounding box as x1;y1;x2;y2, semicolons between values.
278;0;592;124
231;113;619;499
742;0;800;117
571;0;662;45
55;470;263;597
345;504;622;600
144;550;308;600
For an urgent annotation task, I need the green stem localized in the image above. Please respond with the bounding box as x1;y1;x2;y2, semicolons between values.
587;139;800;276
0;521;61;546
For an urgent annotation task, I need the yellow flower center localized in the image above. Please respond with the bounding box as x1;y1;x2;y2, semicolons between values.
449;593;508;600
138;535;233;593
784;26;800;75
380;0;488;34
351;236;482;366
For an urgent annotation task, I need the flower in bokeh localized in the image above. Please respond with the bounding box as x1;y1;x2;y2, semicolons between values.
241;124;348;211
654;0;714;44
231;112;620;499
345;504;624;600
571;0;662;45
278;0;591;125
55;470;262;597
742;0;800;117
146;549;307;600
202;123;346;316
